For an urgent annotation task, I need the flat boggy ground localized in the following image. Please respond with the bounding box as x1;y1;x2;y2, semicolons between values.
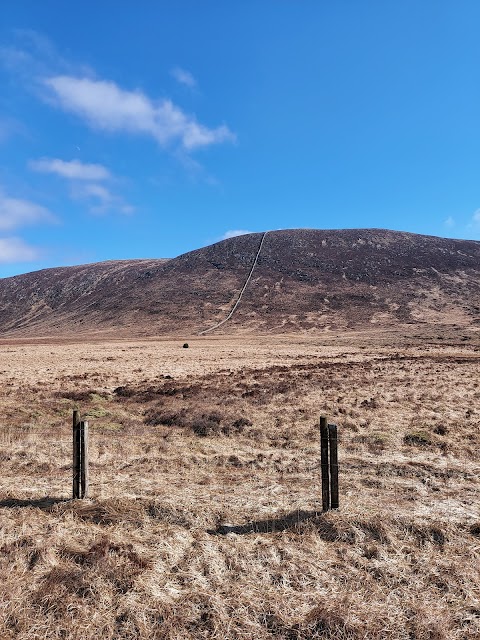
0;328;479;639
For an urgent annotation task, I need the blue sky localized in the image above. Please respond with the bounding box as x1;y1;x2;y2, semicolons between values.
1;1;480;277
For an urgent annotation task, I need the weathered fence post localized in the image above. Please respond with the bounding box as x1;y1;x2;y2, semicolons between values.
320;415;330;511
320;416;340;511
328;423;339;509
73;410;80;499
80;420;89;499
73;411;89;499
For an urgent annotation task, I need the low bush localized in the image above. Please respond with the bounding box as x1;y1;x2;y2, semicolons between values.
191;411;223;437
222;416;253;436
403;431;432;446
113;386;135;398
144;408;187;427
55;389;96;402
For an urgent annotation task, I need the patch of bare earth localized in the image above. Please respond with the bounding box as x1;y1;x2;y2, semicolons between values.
0;331;479;639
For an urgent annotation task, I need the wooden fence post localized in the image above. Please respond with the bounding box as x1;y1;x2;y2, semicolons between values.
73;410;80;499
80;420;89;499
73;411;89;499
328;423;339;509
320;415;330;511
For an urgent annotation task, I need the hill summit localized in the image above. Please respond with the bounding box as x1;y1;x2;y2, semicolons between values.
0;229;479;337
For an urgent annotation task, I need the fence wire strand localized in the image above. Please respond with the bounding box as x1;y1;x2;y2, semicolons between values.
1;419;478;530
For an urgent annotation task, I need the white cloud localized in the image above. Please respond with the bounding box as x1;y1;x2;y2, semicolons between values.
463;210;480;238
30;157;111;180
0;30;88;81
43;75;235;150
222;229;252;240
0;45;32;74
0;189;55;231
443;216;455;228
0;237;40;263
81;183;114;203
171;67;196;88
29;157;133;214
72;182;134;214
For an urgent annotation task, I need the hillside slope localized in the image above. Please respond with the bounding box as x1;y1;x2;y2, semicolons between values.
0;229;479;337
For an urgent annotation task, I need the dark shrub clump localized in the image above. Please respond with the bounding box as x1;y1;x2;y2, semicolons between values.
191;411;223;437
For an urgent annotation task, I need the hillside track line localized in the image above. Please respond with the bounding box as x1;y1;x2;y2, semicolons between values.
198;231;268;335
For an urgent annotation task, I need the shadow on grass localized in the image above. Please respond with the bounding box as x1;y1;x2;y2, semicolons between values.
0;497;69;510
208;509;340;538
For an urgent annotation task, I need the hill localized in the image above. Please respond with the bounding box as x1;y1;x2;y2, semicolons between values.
0;228;479;337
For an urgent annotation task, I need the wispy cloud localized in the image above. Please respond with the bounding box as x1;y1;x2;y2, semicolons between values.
171;66;196;88
30;157;111;180
0;44;35;76
0;188;55;231
29;157;133;214
467;210;480;238
0;29;90;80
0;236;41;263
43;75;235;150
2;29;235;171
222;229;252;240
463;209;480;238
443;216;455;228
71;182;134;215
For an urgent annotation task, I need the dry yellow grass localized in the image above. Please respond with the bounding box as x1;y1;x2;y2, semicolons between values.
0;330;479;639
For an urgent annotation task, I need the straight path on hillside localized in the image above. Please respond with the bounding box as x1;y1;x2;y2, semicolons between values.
199;231;268;335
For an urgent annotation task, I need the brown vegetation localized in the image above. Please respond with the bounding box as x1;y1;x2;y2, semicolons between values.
0;330;479;638
0;228;479;338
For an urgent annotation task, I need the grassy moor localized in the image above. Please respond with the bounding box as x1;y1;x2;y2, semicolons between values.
0;330;479;639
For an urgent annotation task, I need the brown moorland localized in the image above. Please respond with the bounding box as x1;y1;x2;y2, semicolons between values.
0;328;479;639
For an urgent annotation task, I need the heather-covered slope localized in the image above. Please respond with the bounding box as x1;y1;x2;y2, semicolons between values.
0;229;479;337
